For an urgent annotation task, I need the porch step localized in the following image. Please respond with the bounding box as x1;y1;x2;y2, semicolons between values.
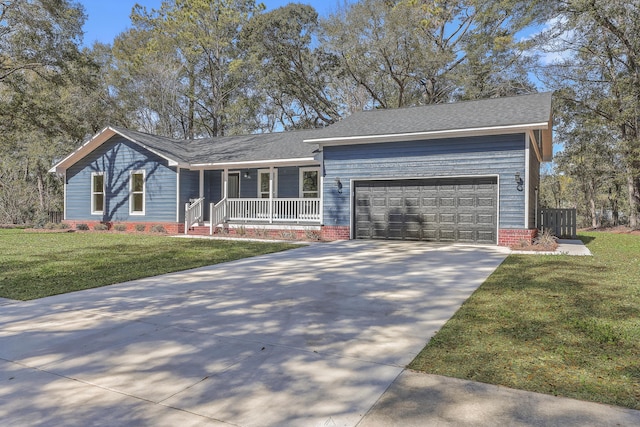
187;225;210;236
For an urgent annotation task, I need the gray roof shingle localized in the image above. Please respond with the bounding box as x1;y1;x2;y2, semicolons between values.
304;92;553;141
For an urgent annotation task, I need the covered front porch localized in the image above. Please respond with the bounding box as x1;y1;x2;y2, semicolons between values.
183;162;323;235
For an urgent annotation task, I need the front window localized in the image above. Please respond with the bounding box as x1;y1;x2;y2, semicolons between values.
258;169;277;199
130;170;145;214
300;168;320;198
91;172;105;214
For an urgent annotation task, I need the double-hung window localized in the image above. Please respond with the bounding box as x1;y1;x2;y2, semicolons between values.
130;170;145;215
300;168;320;198
91;172;105;214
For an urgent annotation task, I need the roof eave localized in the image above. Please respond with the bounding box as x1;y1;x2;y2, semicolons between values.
189;157;319;169
304;122;552;146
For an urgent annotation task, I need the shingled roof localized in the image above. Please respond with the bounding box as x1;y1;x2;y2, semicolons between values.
304;92;553;142
50;92;553;174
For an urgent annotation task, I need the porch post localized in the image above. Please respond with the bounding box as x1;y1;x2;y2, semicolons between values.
199;169;204;199
319;173;324;225
223;168;228;199
269;166;274;223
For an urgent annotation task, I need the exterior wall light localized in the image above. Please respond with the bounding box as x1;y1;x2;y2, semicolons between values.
335;177;343;194
243;170;251;179
515;172;523;191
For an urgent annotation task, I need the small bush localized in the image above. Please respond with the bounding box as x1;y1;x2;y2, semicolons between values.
150;224;166;233
135;224;146;232
44;222;58;230
76;223;89;231
113;224;127;232
304;229;321;241
58;222;70;229
93;223;109;231
236;226;247;236
534;229;558;249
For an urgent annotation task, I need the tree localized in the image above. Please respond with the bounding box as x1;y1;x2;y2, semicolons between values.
241;3;342;129
0;0;85;82
321;0;545;110
539;0;640;227
113;0;264;138
0;0;94;224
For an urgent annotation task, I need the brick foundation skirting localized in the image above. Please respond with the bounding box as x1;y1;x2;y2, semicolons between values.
498;228;538;246
321;226;351;241
63;220;185;234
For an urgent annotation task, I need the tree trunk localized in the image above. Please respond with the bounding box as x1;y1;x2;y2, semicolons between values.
627;171;640;228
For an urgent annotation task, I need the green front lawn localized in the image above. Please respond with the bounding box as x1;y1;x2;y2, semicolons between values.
409;231;640;409
0;229;297;300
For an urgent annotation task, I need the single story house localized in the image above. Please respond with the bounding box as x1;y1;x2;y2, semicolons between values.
49;92;553;245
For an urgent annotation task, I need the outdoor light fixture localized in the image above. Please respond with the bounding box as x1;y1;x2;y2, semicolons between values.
515;172;523;191
335;177;343;194
243;170;251;179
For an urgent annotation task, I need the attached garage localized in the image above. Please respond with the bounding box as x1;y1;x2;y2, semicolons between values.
354;177;498;244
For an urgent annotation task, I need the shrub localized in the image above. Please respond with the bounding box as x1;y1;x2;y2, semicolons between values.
113;224;127;232
150;224;166;233
135;224;146;232
93;223;109;231
534;229;558;250
58;222;70;229
304;229;321;241
76;223;89;231
236;226;247;236
44;222;58;230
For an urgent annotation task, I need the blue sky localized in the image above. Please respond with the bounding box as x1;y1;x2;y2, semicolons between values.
78;1;340;46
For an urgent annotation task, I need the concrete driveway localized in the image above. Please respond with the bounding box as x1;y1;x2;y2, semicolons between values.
0;240;509;426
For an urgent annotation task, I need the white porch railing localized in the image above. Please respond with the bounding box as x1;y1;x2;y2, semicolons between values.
209;198;227;234
225;198;321;223
184;197;205;234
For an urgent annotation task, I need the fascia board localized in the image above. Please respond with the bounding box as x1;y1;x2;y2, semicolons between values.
48;127;183;174
190;157;318;169
303;122;552;146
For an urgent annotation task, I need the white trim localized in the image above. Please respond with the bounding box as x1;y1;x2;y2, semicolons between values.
304;122;551;146
129;170;146;216
199;169;204;198
176;167;181;222
228;171;240;198
349;174;501;244
91;172;105;215
49;126;183;174
258;168;278;198
524;134;530;228
299;167;321;198
63;170;67;220
191;157;318;168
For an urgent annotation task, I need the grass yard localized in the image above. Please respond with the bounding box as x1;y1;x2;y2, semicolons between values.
0;229;297;300
409;231;640;410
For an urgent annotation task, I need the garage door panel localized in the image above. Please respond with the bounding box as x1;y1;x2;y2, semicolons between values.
355;177;497;243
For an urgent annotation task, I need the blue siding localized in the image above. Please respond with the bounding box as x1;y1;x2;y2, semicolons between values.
66;136;177;222
322;134;527;228
278;167;299;197
178;169;199;222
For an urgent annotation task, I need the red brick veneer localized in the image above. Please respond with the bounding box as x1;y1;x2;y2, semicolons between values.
498;228;538;246
63;220;185;234
321;226;351;241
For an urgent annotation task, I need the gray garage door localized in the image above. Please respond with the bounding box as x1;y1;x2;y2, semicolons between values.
354;177;497;243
